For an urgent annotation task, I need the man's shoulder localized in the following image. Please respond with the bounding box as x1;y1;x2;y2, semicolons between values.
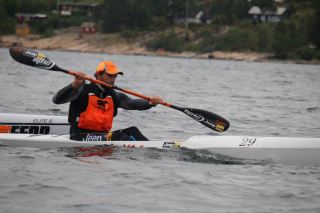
81;83;93;91
113;90;127;99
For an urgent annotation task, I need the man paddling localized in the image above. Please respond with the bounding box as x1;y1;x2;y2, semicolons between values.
53;61;162;141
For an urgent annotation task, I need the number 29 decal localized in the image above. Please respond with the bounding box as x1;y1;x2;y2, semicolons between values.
239;137;256;147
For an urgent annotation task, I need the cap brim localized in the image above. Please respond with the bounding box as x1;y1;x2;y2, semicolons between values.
107;71;123;75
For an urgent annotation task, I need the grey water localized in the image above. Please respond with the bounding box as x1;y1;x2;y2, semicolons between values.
0;47;320;212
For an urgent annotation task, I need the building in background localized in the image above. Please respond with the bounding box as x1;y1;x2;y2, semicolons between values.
81;22;97;33
174;11;212;25
248;6;289;23
58;2;100;16
15;13;47;36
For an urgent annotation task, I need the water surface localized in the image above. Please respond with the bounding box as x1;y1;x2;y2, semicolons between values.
0;48;320;213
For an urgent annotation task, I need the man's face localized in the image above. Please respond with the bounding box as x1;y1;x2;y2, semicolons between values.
97;72;117;85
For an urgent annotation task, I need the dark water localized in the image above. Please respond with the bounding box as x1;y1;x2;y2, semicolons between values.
0;48;320;212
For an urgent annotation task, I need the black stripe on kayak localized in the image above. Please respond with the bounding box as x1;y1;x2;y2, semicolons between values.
0;123;69;134
0;123;69;125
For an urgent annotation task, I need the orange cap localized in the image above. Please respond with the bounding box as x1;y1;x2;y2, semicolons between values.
95;61;123;76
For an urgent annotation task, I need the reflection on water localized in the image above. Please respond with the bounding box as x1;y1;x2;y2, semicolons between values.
63;145;269;165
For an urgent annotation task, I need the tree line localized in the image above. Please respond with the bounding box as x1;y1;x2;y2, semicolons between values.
0;0;319;60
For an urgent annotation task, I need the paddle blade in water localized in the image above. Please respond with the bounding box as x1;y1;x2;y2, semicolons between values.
9;47;61;71
181;107;230;132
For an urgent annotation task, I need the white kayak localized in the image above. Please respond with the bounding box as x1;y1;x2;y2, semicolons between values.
1;113;320;165
0;133;320;165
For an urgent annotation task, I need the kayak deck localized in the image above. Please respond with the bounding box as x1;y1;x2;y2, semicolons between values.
0;113;69;134
0;134;169;149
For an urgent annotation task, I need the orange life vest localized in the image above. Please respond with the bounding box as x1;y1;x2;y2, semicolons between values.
78;94;115;132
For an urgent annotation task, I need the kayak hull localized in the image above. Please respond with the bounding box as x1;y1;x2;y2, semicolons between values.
186;135;320;164
1;134;320;165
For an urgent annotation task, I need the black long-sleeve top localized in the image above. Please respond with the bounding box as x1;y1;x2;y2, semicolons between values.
53;83;153;134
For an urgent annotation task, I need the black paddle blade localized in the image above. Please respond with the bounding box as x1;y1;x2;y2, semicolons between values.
9;47;64;72
180;107;230;132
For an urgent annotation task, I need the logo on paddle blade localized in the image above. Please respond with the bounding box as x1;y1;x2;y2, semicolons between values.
184;109;225;131
30;52;55;69
184;109;205;122
23;49;38;58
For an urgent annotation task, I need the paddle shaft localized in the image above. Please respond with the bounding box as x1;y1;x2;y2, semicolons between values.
60;69;172;107
53;68;228;132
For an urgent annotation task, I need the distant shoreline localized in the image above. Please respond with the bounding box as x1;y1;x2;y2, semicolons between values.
1;30;319;65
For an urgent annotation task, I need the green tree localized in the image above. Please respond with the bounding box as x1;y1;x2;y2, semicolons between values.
100;0;152;32
216;27;258;51
18;0;55;13
310;1;320;49
256;23;273;52
148;0;188;24
209;0;250;24
210;0;231;24
250;0;276;12
284;0;320;49
233;0;250;20
2;0;20;16
0;0;20;34
146;31;184;52
271;20;306;59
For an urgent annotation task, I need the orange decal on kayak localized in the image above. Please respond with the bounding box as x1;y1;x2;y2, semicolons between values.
0;125;12;133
